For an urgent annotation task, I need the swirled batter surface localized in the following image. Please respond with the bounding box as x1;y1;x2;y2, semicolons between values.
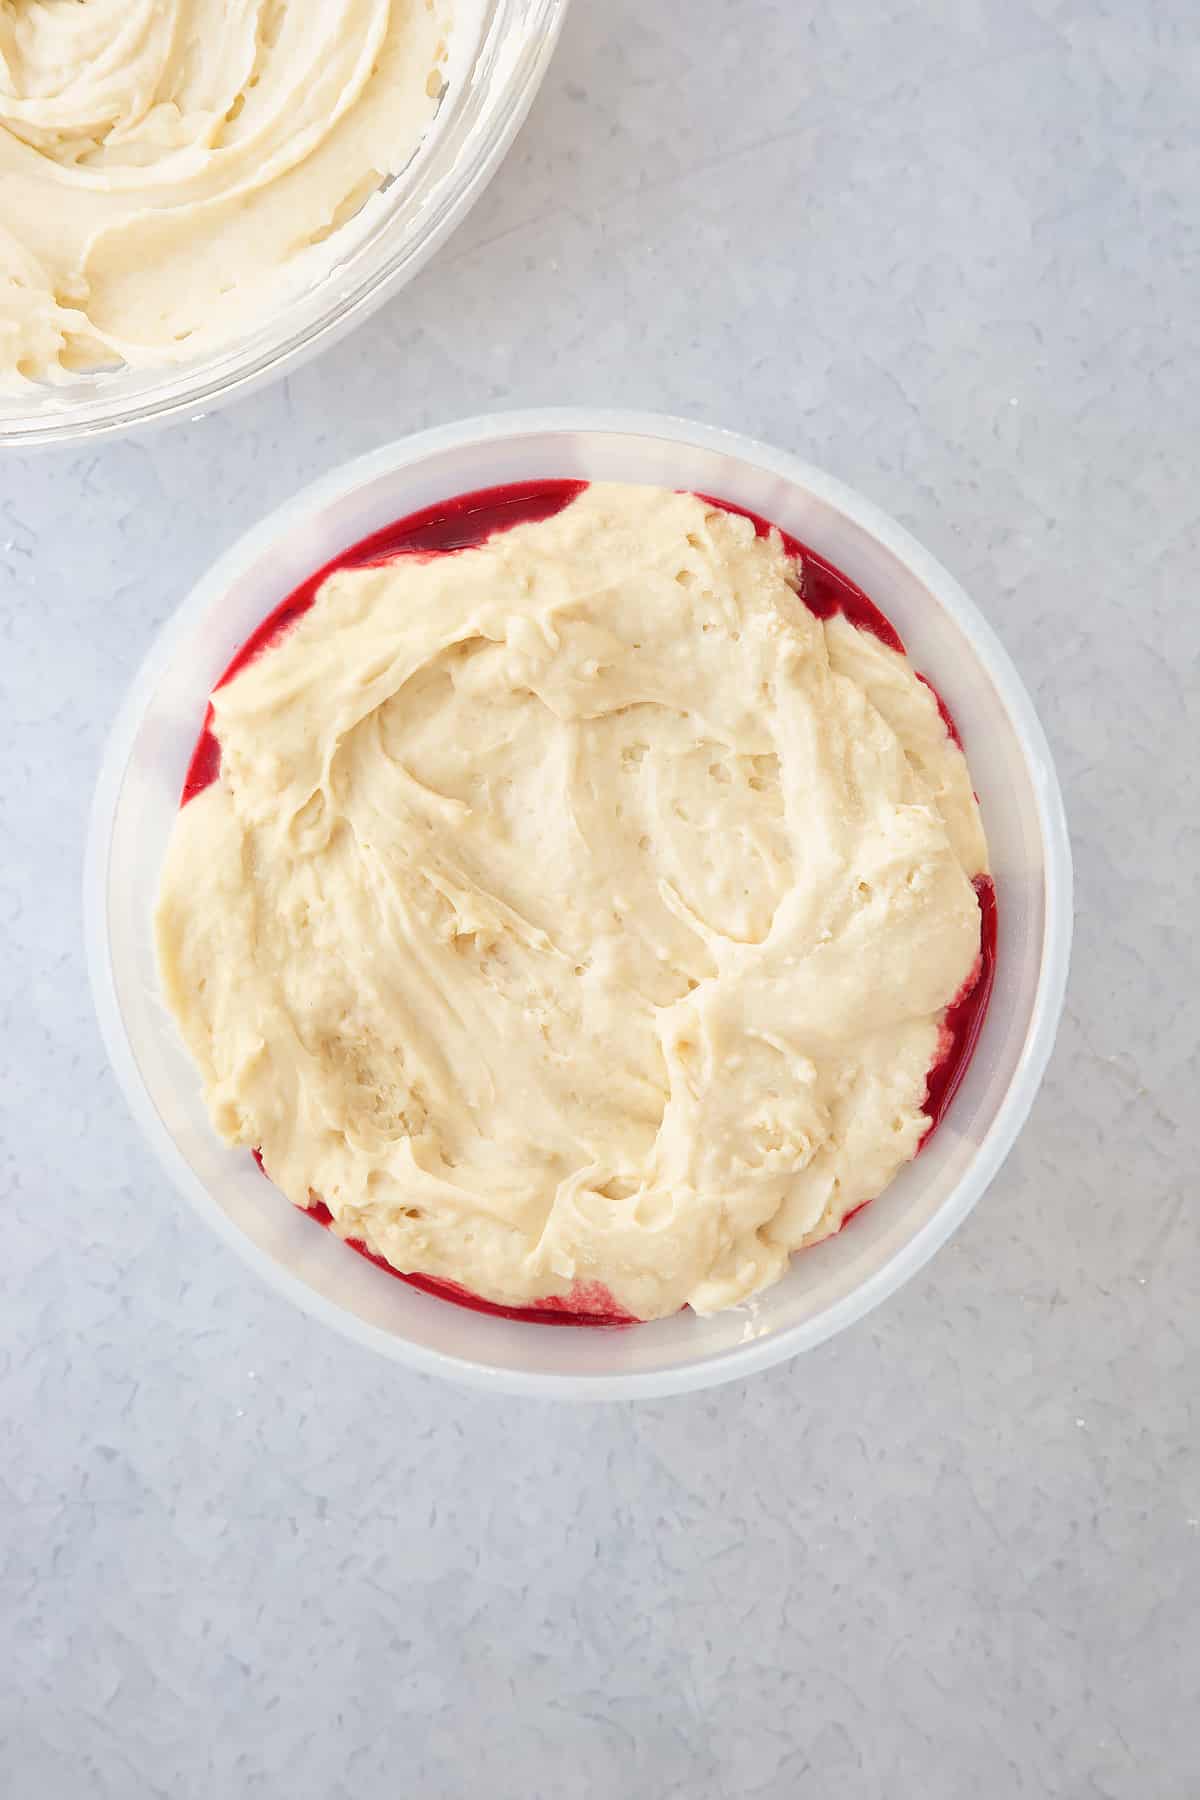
157;484;989;1320
0;0;449;385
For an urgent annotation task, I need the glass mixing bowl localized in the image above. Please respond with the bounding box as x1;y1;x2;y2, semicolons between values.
1;0;569;449
86;410;1073;1399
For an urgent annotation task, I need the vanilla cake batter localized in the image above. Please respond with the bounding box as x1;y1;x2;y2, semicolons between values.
0;0;450;385
156;484;989;1320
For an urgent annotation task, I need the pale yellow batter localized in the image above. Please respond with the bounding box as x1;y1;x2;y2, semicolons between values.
157;485;989;1320
0;0;450;386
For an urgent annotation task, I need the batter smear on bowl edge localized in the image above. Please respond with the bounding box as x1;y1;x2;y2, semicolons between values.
156;481;995;1325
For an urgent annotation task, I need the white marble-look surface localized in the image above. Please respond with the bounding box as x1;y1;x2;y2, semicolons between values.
2;2;1197;1794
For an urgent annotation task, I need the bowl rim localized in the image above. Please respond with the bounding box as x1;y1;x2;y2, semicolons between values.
1;0;571;449
85;409;1073;1399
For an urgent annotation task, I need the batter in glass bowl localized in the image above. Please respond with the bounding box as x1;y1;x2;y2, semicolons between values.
0;0;451;384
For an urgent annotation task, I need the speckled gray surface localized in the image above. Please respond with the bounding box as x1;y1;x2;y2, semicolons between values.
2;2;1198;1794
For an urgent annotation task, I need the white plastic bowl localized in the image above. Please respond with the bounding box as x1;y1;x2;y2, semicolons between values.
86;411;1072;1399
0;1;568;447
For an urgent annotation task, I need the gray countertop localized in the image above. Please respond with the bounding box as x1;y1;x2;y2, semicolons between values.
3;2;1197;1795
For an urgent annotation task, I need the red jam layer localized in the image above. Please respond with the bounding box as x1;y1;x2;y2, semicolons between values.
193;481;996;1327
